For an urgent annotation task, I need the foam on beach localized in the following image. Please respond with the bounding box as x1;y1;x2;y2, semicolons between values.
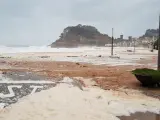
0;77;160;120
0;46;157;67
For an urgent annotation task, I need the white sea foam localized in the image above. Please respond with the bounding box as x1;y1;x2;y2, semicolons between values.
0;77;160;120
0;46;157;67
0;45;96;53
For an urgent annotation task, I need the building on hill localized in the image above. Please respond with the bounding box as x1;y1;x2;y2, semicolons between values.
50;25;159;48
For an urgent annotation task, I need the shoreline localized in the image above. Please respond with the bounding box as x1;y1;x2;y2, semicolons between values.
0;58;160;99
0;47;160;120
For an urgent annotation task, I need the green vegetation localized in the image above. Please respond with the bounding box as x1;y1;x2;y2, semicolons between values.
132;68;160;87
62;24;101;39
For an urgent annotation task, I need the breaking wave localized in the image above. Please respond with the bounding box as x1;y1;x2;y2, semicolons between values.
0;45;96;53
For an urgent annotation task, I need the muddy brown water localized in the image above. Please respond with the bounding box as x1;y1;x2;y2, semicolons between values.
118;112;160;120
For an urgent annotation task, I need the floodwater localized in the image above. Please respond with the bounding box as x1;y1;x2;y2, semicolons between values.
118;112;160;120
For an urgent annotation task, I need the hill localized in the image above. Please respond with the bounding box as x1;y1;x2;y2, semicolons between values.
50;24;112;47
140;29;159;38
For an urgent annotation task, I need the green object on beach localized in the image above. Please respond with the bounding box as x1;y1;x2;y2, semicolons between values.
132;68;160;87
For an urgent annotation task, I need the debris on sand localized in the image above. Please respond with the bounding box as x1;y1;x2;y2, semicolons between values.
0;56;11;59
98;55;102;57
67;56;79;57
109;56;120;59
39;56;50;58
76;62;80;65
2;71;7;74
127;50;133;52
0;61;6;64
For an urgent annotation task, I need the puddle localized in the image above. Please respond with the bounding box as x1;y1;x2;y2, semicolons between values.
118;112;160;120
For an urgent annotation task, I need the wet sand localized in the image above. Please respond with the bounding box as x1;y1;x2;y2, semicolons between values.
1;60;159;99
118;112;160;120
0;49;160;120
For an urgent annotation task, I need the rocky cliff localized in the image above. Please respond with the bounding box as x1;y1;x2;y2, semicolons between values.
140;29;159;38
139;28;160;49
50;24;112;48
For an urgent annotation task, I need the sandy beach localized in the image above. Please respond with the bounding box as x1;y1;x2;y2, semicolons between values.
0;0;160;119
0;47;160;120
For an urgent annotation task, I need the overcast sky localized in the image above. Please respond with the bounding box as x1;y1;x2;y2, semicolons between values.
0;0;160;46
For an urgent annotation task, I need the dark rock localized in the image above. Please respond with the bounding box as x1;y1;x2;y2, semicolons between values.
0;61;6;63
109;56;120;59
2;71;7;74
39;56;50;58
98;55;102;57
0;56;11;59
76;62;80;65
67;56;78;57
150;49;154;52
127;50;133;52
82;65;87;67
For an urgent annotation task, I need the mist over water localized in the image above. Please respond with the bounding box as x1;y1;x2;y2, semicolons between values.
0;45;96;54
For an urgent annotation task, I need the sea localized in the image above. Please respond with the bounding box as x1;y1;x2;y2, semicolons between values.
0;45;96;54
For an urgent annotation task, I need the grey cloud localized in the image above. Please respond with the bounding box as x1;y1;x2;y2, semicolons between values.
71;0;160;37
0;0;37;18
0;0;159;45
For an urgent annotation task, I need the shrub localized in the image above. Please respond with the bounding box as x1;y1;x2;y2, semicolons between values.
132;68;160;87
